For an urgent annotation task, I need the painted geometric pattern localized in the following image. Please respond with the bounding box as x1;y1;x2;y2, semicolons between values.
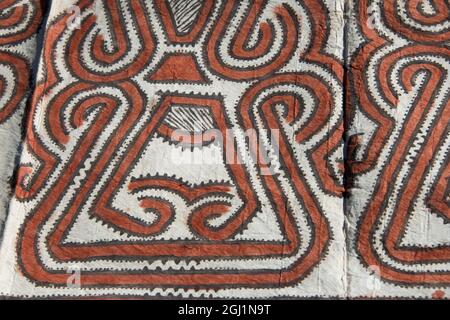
0;0;447;299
